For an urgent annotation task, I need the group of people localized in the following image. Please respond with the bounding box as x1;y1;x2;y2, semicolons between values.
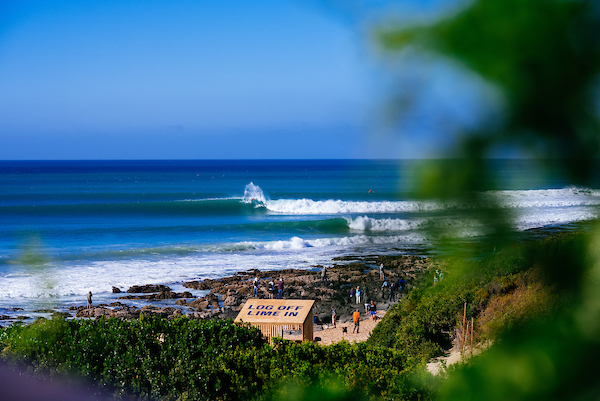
351;300;378;333
381;277;406;301
253;276;285;299
349;285;364;304
348;266;408;307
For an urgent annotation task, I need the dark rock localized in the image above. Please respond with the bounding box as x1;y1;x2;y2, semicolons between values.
127;284;171;293
222;294;241;307
140;306;177;318
183;280;214;291
187;299;209;310
118;291;190;300
187;293;220;310
146;291;178;300
112;286;122;293
76;307;111;318
114;309;140;319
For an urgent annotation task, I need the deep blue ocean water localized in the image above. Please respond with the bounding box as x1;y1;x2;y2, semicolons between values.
1;159;599;317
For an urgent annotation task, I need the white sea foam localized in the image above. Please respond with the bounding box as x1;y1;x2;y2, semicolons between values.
253;233;427;250
346;216;483;231
0;233;426;300
347;209;599;233
347;216;424;231
242;182;268;204
264;199;440;214
512;207;599;231
258;185;600;215
488;187;600;209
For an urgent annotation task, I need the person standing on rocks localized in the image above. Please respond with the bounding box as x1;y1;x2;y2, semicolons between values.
398;277;406;292
268;280;274;299
352;309;361;333
379;264;385;280
389;282;396;302
321;266;327;283
278;278;284;299
331;307;337;328
381;280;389;297
252;277;259;298
87;291;93;309
355;286;361;304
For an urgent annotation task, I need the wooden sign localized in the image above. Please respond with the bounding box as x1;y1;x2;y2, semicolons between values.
235;299;315;325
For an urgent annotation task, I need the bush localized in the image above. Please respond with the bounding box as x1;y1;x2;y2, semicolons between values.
368;235;568;361
1;316;267;400
0;316;434;400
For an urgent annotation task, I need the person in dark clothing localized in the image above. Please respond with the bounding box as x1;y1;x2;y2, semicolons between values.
398;278;406;292
369;300;377;321
278;278;284;299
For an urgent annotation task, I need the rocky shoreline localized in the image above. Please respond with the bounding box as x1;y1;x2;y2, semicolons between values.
2;254;438;325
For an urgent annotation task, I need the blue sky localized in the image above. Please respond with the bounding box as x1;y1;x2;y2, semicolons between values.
0;0;465;159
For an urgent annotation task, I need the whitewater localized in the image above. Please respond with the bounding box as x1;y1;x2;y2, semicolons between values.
0;160;599;317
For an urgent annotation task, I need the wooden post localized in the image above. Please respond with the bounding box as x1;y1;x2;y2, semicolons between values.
461;302;467;353
465;321;470;355
470;317;474;356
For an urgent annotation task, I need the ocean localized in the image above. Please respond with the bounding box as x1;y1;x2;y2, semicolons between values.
1;159;599;319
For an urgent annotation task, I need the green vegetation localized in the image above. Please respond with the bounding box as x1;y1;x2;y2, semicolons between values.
0;313;427;400
368;235;566;360
0;316;267;400
1;231;585;400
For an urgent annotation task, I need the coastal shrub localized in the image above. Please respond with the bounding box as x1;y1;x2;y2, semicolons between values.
368;235;571;360
1;315;268;400
368;283;476;362
260;339;432;401
0;315;435;401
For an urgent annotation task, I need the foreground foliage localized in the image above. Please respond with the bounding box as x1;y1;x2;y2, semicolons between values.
0;315;430;401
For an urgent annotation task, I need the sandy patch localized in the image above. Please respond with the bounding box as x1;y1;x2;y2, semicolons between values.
312;311;387;345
